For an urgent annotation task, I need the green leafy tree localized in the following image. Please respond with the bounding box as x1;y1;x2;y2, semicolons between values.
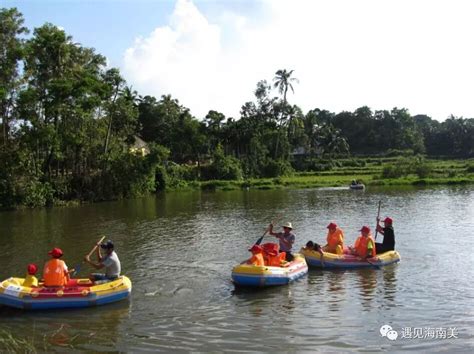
0;8;28;146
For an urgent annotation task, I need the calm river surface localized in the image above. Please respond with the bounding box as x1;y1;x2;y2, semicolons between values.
0;186;473;352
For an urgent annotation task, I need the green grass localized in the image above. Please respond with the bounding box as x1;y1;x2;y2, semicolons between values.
183;158;474;191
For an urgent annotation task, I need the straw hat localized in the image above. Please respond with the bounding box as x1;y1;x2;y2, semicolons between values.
281;222;293;229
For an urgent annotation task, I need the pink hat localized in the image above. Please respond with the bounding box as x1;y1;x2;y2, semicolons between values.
359;226;371;234
48;247;63;258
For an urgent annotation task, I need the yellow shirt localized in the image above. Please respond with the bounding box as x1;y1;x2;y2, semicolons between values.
22;274;38;287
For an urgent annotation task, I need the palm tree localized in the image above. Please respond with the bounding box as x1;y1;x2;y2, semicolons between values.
272;69;299;159
273;69;299;103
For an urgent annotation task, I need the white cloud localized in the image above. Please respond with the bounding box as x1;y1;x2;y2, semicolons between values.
123;0;474;120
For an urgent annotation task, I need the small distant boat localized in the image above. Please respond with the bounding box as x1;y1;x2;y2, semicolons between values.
0;276;132;310
232;254;308;287
349;183;365;190
301;248;400;269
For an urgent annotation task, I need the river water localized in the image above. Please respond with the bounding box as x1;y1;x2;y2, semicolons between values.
0;186;473;352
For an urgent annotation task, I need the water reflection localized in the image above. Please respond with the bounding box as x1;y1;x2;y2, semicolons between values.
355;269;377;310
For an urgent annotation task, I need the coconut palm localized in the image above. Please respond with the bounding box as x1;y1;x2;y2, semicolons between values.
273;69;299;103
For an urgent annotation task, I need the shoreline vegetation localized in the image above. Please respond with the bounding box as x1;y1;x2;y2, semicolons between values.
1;8;473;210
171;157;474;192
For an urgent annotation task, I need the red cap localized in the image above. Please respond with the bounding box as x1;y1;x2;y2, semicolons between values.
248;244;263;253
27;264;38;275
48;247;63;258
383;217;393;224
359;226;371;234
327;222;337;229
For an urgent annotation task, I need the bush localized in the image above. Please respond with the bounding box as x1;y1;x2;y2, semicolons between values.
262;159;293;178
201;146;243;180
22;180;55;207
385;149;415;157
415;164;432;178
466;163;474;173
340;159;367;167
382;165;404;178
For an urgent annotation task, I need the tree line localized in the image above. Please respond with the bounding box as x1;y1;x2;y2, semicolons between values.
1;8;473;208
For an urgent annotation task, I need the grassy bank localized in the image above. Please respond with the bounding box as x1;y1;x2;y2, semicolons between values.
185;158;474;191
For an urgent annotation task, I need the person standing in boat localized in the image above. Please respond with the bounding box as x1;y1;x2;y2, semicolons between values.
349;226;376;259
269;222;295;262
323;222;344;255
375;217;395;254
84;240;121;282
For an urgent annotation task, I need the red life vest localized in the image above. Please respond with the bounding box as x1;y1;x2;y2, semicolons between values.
43;259;68;287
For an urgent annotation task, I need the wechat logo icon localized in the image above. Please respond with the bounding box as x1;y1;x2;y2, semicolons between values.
380;324;398;341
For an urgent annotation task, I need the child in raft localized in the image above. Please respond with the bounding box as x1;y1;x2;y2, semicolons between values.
22;264;39;287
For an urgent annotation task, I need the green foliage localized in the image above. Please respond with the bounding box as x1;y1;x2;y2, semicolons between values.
381;156;432;179
21;180;54;207
262;159;294;178
385;149;415;157
1;8;474;209
466;163;474;173
202;145;243;180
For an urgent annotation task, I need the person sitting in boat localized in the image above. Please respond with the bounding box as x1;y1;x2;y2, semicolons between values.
304;240;324;256
269;222;295;262
323;222;344;255
349;226;376;259
84;240;121;282
22;263;39;287
262;243;286;266
351;180;357;186
245;244;265;266
375;217;395;254
43;248;70;287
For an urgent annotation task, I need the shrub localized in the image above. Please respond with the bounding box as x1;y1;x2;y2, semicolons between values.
22;180;55;207
262;159;293;178
382;165;404;178
201;146;243;180
415;164;432;178
466;163;474;173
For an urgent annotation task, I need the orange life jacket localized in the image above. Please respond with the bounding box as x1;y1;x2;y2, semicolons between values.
249;253;265;266
43;259;68;287
266;252;286;267
327;228;344;251
354;235;376;258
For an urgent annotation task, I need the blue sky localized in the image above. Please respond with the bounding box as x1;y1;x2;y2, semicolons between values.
3;0;474;121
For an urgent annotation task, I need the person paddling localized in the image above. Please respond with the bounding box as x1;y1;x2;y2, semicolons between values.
84;240;121;283
269;222;295;262
375;217;395;254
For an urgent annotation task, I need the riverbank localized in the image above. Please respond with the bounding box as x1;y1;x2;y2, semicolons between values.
1;157;473;210
185;157;474;191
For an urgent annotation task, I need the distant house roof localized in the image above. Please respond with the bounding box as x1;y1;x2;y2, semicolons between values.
130;135;150;156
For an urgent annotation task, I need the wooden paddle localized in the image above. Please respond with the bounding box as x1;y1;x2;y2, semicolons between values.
255;215;282;245
86;236;106;258
375;200;382;240
72;236;106;276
